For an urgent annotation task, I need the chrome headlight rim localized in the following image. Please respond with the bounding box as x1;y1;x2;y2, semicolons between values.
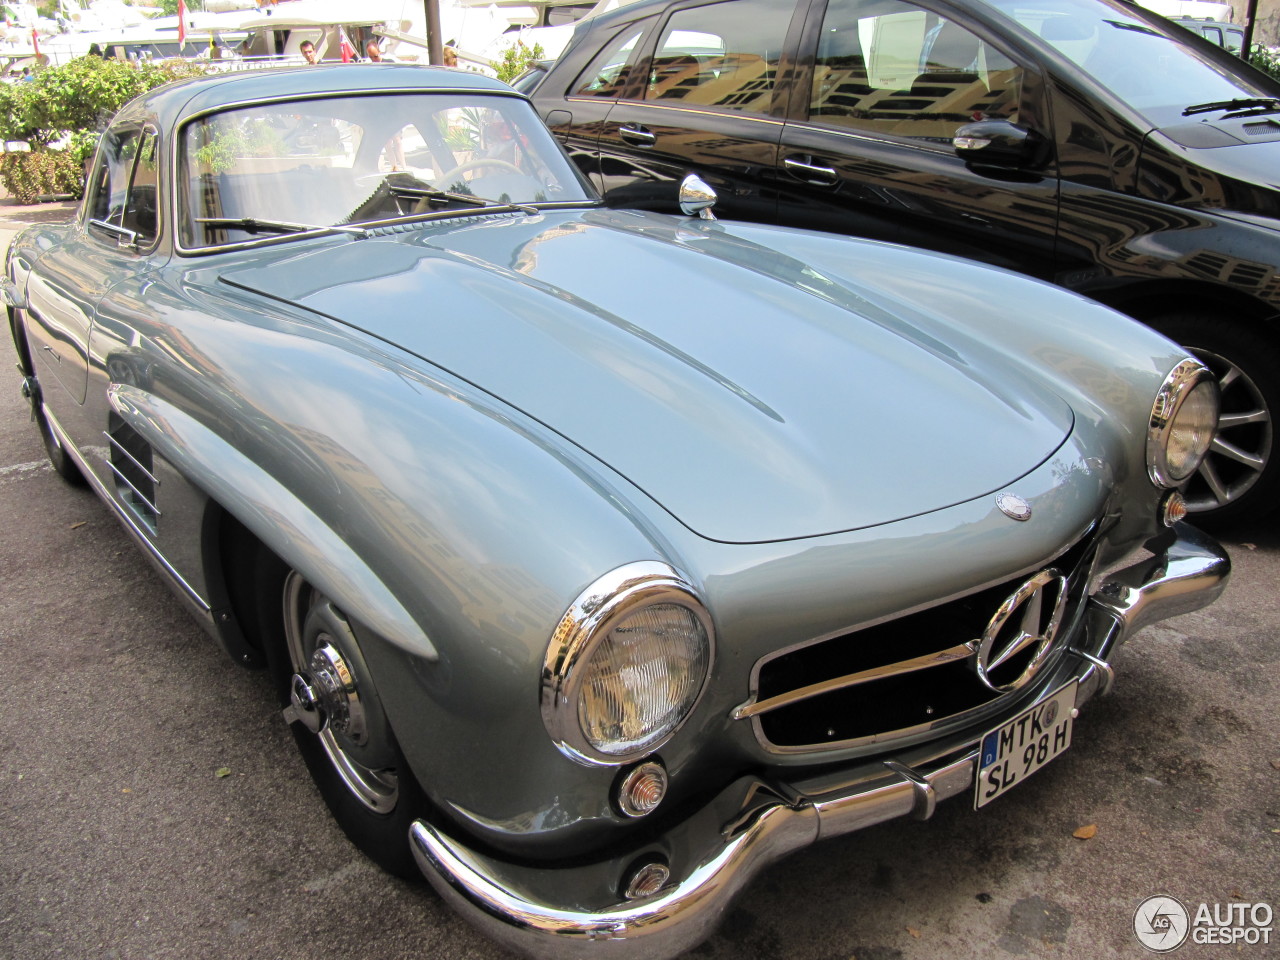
541;561;715;767
1148;357;1219;489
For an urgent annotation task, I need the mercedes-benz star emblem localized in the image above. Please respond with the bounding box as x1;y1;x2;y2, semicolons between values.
996;492;1033;521
973;569;1068;692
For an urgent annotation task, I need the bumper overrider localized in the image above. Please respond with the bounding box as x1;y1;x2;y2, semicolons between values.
409;523;1229;959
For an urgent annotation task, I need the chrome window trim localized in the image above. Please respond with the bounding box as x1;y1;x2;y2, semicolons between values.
571;97;785;126
1147;357;1218;488
540;561;715;767
87;123;163;255
780;119;960;154
171;87;591;257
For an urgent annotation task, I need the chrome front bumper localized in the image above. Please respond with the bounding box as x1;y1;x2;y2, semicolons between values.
410;523;1229;960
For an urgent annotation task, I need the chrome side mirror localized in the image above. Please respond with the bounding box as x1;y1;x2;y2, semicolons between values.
679;174;718;220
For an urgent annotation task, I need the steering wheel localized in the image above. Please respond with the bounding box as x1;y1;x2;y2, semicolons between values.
434;157;526;188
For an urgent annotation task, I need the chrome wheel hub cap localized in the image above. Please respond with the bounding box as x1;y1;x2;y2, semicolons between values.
281;572;399;814
284;643;367;742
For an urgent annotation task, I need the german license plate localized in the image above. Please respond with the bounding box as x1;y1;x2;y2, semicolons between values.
975;681;1077;809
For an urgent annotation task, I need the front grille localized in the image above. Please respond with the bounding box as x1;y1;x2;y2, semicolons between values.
743;531;1098;754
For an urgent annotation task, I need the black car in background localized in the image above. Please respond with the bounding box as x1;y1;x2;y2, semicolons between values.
529;0;1280;526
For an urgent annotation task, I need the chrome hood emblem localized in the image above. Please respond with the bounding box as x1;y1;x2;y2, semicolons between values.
996;492;1032;521
973;569;1068;693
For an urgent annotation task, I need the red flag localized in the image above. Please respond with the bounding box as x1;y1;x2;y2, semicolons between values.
177;0;187;48
338;28;356;63
31;27;39;58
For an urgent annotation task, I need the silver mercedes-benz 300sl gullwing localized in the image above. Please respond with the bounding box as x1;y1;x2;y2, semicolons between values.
4;65;1229;958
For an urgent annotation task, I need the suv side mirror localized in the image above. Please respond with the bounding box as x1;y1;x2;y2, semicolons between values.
954;120;1047;169
679;174;718;220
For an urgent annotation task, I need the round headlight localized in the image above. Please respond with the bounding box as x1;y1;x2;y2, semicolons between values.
542;563;714;766
1148;359;1219;488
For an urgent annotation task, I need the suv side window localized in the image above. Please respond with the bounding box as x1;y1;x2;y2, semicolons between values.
644;0;793;114
810;0;1022;142
572;22;651;97
88;124;160;248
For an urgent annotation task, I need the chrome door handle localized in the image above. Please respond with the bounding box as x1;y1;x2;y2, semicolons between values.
619;124;657;147
783;156;838;186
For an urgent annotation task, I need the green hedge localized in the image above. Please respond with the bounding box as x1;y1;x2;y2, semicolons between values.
0;150;85;203
1252;45;1280;82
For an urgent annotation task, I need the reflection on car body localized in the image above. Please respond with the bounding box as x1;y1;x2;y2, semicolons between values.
532;0;1280;527
4;63;1230;959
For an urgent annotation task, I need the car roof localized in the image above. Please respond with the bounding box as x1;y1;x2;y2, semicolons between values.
128;63;518;130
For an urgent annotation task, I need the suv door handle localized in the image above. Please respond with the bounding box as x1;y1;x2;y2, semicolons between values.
619;124;657;147
783;155;838;186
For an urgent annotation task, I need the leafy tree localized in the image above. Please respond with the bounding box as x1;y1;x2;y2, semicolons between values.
20;56;206;145
1251;44;1280;82
0;81;46;146
0;56;207;202
496;40;545;84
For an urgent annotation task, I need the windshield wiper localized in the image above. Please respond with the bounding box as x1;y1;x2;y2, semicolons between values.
195;217;369;238
342;173;539;228
375;180;539;216
1183;97;1280;117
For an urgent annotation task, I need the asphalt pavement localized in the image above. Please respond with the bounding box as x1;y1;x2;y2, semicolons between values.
0;200;1277;960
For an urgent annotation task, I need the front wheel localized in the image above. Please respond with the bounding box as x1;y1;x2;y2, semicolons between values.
20;371;83;485
1152;314;1279;526
256;554;429;878
12;311;83;485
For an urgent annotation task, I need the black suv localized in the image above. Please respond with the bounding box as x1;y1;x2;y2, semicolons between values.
530;0;1280;525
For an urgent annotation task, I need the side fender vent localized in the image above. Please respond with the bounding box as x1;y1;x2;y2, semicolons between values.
105;416;159;532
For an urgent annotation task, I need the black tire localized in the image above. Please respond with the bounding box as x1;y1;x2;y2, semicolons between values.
31;385;85;485
1150;313;1280;527
247;546;429;879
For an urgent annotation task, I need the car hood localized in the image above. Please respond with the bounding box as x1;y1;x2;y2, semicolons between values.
1143;125;1280;221
220;209;1074;543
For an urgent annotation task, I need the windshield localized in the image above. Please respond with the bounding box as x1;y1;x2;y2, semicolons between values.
984;0;1275;126
179;92;594;250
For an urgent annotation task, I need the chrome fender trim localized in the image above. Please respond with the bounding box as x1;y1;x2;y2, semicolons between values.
406;524;1230;960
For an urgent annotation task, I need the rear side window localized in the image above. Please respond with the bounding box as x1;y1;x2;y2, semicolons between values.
572;22;651;97
810;0;1022;142
644;0;792;114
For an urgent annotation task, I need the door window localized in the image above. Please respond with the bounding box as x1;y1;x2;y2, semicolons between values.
810;0;1022;142
120;129;160;245
88;125;161;247
644;0;793;114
